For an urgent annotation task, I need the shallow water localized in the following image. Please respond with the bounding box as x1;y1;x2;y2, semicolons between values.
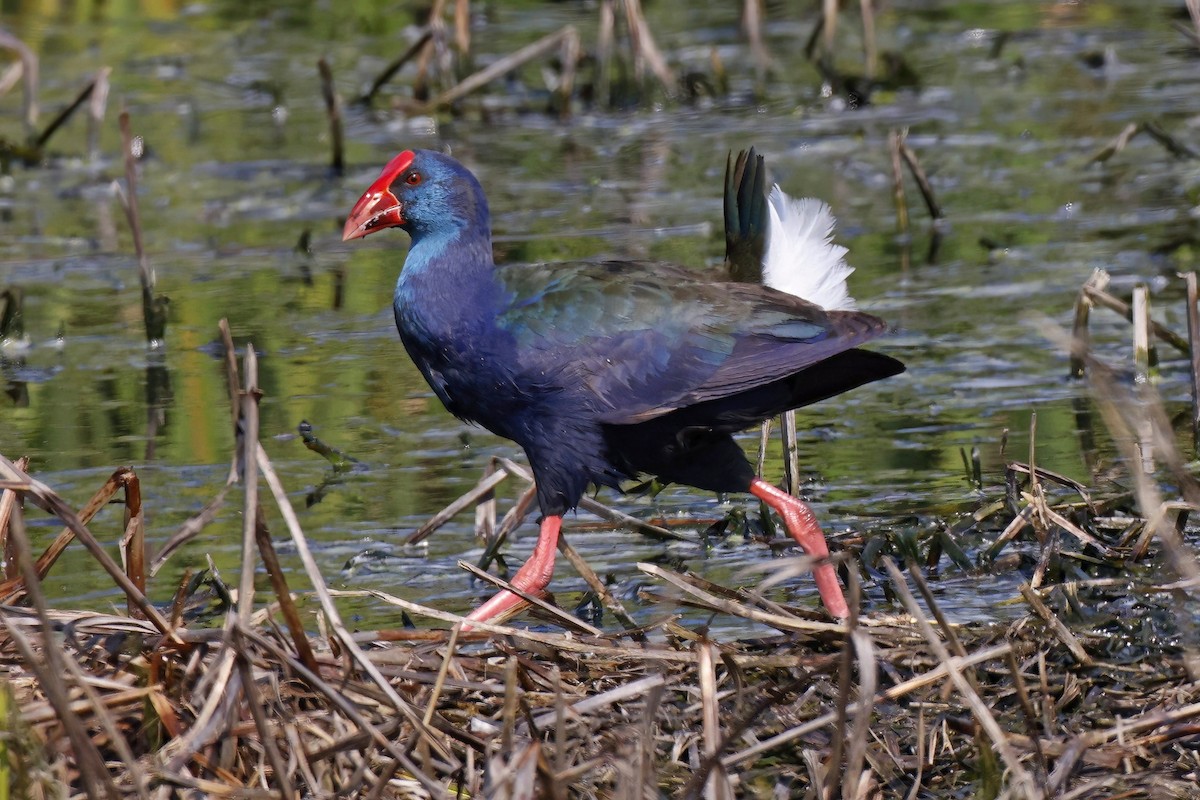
2;1;1198;631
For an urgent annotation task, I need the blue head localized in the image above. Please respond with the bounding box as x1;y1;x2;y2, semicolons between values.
342;149;490;245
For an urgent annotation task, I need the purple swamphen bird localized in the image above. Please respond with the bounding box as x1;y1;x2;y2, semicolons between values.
343;149;903;625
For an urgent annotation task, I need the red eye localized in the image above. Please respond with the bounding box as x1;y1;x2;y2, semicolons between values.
405;172;422;186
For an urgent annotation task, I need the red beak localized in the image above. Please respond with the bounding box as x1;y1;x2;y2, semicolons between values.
342;151;416;242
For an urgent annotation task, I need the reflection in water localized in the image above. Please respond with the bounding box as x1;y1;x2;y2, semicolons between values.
0;0;1197;627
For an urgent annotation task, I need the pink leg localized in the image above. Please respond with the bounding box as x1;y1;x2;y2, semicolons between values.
750;478;849;619
464;515;562;628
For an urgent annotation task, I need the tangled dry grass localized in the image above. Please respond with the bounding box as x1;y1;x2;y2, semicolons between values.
2;291;1200;800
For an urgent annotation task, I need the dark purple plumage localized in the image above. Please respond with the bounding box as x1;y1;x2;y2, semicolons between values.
344;148;904;623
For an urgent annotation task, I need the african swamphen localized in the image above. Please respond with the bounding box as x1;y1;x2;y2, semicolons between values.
343;149;903;624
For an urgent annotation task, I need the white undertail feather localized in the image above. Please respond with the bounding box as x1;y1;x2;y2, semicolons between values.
762;185;857;311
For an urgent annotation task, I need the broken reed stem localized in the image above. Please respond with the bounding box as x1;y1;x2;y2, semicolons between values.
317;58;345;176
888;129;910;237
117;111;167;346
120;471;146;618
1186;272;1200;454
237;345;261;626
779;409;800;497
0;455;28;581
1132;283;1153;384
1068;270;1109;378
0;467;126;601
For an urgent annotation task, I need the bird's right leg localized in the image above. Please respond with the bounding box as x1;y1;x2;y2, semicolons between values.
464;515;561;629
749;478;850;619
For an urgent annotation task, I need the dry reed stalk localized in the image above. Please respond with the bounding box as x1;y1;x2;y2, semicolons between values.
620;0;675;95
253;512;319;674
556;533;645;638
1185;272;1200;454
880;557;1042;797
119;470;146;618
697;640;734;800
595;0;615;107
254;442;459;766
87;66;111;159
639;561;846;634
0;455;177;638
1019;585;1092;667
1132;284;1153;384
477;482;537;571
406;467;510;545
0;455;28;580
458;559;602;635
780;409;800;496
237;345;261;627
1082;276;1190;354
859;0;877;80
426;26;580;110
742;0;770;83
231;629;295;799
475;457;498;541
721;640;1017;769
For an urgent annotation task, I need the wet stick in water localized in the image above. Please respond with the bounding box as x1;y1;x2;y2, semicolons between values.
356;29;433;106
1068;269;1109;378
317;58;344;176
116;111;168;347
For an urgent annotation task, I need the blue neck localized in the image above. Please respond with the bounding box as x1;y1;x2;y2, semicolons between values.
394;224;499;341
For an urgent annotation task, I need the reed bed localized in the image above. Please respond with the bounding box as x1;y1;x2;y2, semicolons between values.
3;287;1200;798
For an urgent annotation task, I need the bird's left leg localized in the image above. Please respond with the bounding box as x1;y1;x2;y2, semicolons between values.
464;515;561;627
749;478;850;619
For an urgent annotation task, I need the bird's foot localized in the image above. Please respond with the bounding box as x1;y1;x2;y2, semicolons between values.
463;515;562;632
750;478;850;619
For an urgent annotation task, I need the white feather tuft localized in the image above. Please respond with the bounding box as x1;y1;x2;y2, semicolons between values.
762;185;857;311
